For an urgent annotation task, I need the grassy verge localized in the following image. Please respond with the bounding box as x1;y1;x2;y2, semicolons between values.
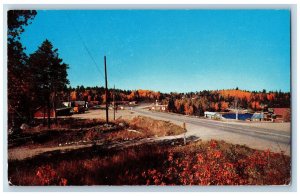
9;117;185;149
129;116;185;137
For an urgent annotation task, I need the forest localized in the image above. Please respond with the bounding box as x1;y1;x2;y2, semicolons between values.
67;86;290;116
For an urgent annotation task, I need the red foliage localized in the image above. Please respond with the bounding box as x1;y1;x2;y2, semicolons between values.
35;165;67;186
142;140;290;185
10;140;289;186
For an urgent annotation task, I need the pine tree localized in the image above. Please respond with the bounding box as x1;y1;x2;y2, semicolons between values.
29;40;69;128
167;98;176;112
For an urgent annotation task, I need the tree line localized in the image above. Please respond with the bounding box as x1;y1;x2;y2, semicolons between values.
65;87;164;103
67;86;290;117
166;89;290;116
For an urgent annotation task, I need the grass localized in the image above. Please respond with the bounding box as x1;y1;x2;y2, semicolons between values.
129;116;186;137
8;118;290;186
9;117;185;149
8;139;290;186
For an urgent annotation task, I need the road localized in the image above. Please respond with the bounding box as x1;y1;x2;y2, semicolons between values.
132;106;291;155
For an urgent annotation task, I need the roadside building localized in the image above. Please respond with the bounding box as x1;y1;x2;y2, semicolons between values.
272;108;291;122
151;100;167;111
251;112;264;121
34;107;55;118
151;104;167;111
204;111;222;119
129;101;138;106
34;106;72;118
62;102;71;107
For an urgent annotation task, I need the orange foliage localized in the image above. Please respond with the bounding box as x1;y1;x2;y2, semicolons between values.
70;91;77;101
267;93;275;101
220;101;229;111
127;91;135;100
174;100;182;112
83;91;89;97
126;89;161;101
214;103;219;111
102;94;106;103
218;90;251;101
184;103;194;115
137;89;161;100
251;101;261;110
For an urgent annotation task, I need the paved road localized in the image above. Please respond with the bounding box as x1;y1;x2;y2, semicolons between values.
132;106;291;155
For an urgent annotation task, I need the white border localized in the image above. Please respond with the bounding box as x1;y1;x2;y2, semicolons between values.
1;2;298;194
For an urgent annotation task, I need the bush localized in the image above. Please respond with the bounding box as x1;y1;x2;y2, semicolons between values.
8;140;290;185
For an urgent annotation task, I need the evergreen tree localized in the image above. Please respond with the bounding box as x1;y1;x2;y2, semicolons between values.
167;98;176;113
29;39;69;128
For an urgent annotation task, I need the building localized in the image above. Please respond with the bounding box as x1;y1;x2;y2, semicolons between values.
204;111;223;119
34;107;56;118
151;100;167;111
34;106;72;118
68;101;87;113
129;101;138;106
251;112;264;121
151;104;167;111
272;108;290;122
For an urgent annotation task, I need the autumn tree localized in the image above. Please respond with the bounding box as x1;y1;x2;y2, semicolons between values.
7;10;37;130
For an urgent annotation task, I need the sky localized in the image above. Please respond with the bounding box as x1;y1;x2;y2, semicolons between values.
20;10;291;93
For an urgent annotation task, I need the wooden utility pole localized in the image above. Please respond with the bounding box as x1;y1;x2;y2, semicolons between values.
104;56;109;124
183;122;187;145
113;85;115;121
235;97;238;120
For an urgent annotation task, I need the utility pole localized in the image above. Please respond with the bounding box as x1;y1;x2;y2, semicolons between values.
113;84;115;121
104;56;109;124
183;122;187;145
235;97;238;120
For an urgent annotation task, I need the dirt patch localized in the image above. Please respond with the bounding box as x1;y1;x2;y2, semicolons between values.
129;116;186;137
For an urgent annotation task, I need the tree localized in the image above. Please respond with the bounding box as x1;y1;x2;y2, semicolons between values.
167;98;176;113
29;39;69;128
7;10;37;130
179;103;185;114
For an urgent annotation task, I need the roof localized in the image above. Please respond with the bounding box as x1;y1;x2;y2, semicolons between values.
251;112;264;119
204;111;217;115
74;101;86;105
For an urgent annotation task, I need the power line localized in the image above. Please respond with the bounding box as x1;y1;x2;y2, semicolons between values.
65;13;105;80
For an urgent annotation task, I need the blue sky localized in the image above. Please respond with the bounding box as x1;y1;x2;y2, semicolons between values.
20;10;290;93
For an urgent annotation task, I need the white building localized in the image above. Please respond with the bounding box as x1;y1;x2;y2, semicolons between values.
204;111;223;119
151;105;167;111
